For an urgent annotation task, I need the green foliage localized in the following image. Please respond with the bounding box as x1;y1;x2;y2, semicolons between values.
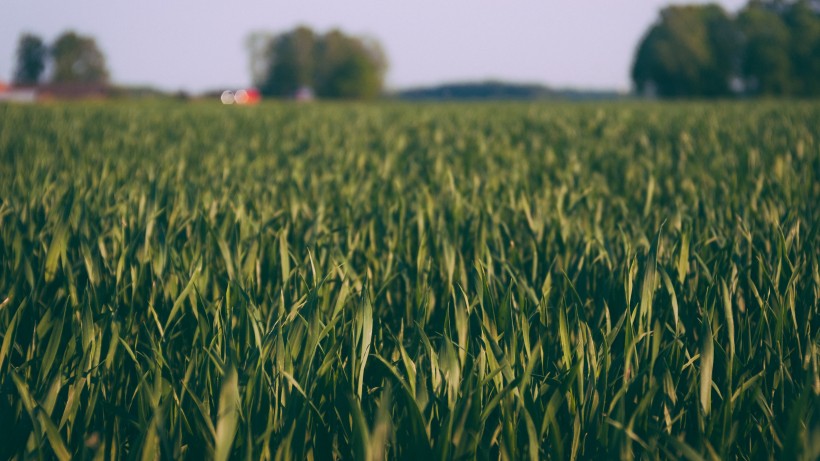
632;5;739;97
253;26;386;99
0;101;818;459
633;0;820;98
738;2;796;95
51;30;109;84
12;33;47;85
261;26;318;98
785;1;820;95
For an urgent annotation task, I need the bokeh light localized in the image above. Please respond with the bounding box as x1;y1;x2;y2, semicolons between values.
234;89;249;104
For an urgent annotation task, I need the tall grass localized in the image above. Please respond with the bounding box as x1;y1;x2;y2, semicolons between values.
0;101;817;459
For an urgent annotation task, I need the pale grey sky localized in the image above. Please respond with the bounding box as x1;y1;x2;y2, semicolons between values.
1;0;749;92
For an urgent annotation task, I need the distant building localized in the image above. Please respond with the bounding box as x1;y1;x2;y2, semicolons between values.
0;81;37;103
0;82;110;102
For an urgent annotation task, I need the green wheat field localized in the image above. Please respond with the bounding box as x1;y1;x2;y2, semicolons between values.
0;101;818;460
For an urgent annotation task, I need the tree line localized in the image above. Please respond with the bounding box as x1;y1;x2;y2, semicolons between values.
633;0;820;98
13;26;385;99
13;31;109;86
12;4;816;100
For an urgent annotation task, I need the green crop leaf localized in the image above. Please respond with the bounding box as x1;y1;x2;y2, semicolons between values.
700;318;714;416
214;368;240;461
44;225;68;282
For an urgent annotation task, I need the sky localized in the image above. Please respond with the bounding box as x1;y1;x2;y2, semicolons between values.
1;0;749;93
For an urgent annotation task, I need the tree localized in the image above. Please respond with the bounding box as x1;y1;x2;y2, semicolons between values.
261;26;318;97
253;26;387;99
737;2;794;95
632;5;739;97
51;31;109;84
314;31;386;99
736;0;820;96
633;0;820;98
784;0;820;95
246;31;274;89
12;33;47;85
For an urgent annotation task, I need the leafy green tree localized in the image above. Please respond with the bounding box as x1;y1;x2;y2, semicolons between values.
784;0;820;95
314;30;386;99
246;31;274;89
632;5;739;97
12;33;47;85
736;0;820;97
737;2;794;95
51;31;109;84
254;27;386;99
261;26;317;97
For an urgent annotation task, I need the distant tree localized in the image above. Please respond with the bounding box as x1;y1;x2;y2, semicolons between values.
735;0;820;96
253;26;386;99
261;26;318;97
632;5;739;97
314;30;386;99
51;31;109;84
784;0;820;95
737;2;794;95
633;0;820;98
246;31;274;88
12;33;47;85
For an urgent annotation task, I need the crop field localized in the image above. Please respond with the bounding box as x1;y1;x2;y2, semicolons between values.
0;101;818;460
